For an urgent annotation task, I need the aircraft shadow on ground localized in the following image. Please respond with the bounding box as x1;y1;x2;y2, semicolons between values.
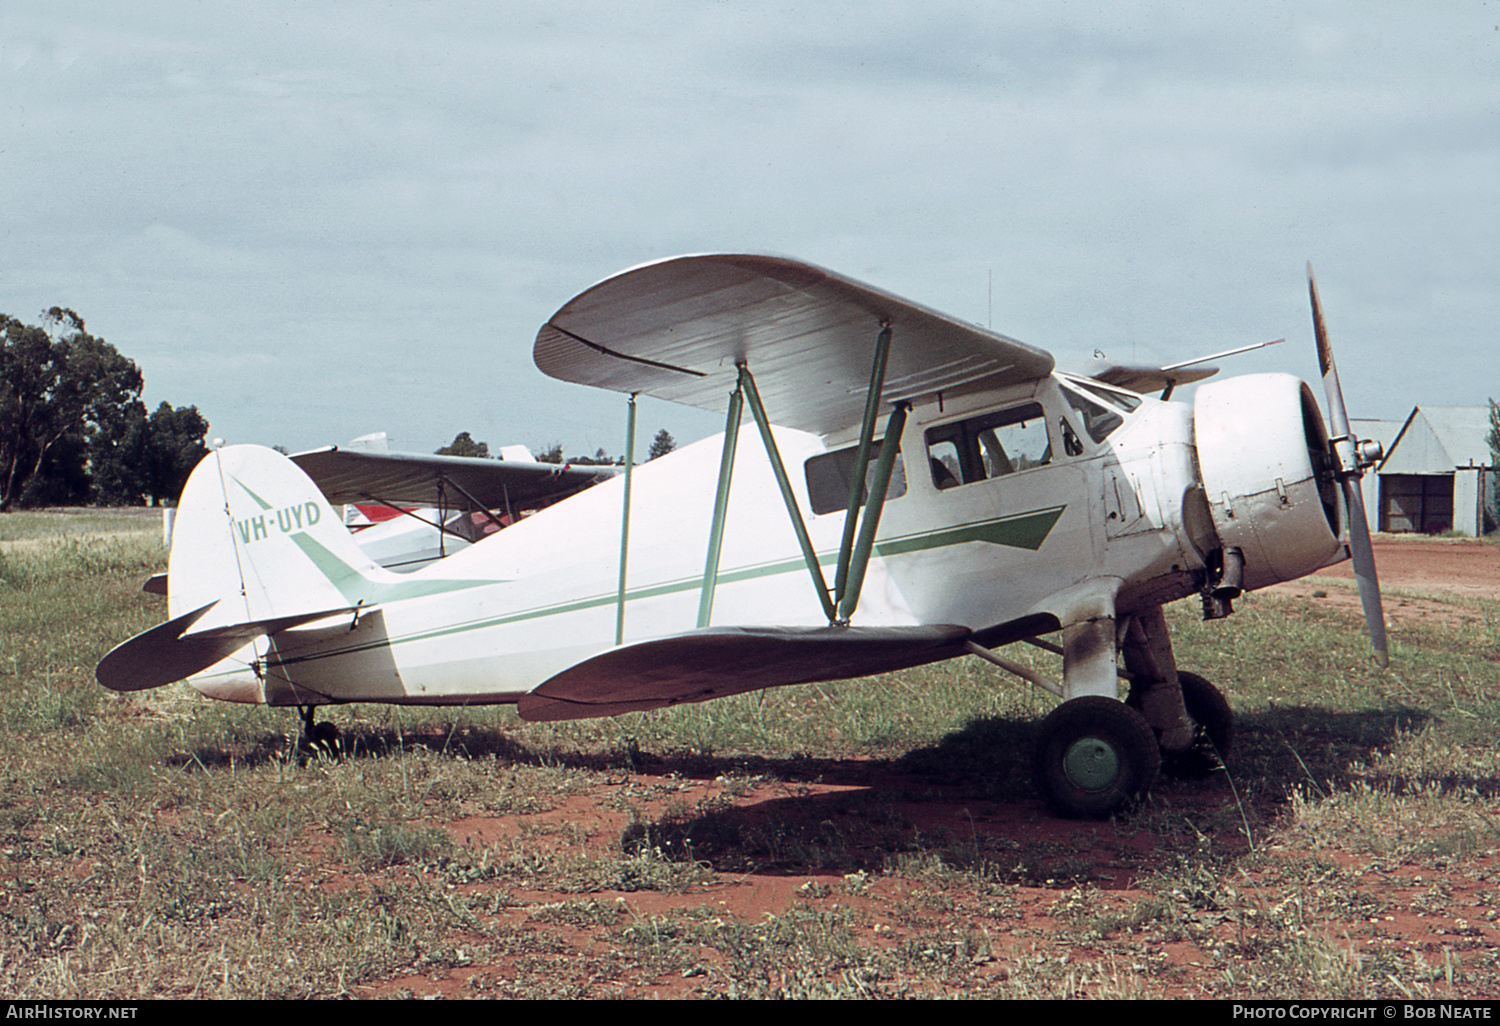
170;701;1445;794
163;699;1493;882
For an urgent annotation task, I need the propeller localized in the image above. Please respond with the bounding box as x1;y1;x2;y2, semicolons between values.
1308;263;1389;666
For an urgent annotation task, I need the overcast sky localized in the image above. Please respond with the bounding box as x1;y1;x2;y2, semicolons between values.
4;2;1496;458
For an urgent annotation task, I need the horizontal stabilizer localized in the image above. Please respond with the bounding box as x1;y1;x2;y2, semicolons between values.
96;601;360;693
517;624;972;722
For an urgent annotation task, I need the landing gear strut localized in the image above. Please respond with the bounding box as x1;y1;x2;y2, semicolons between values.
1003;603;1233;817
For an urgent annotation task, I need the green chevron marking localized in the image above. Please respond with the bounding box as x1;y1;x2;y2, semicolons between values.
875;505;1066;557
262;504;1069;670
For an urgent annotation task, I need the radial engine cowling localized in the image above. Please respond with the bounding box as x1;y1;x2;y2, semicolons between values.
1193;373;1344;593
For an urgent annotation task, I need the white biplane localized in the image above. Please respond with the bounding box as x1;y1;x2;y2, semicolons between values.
97;255;1387;818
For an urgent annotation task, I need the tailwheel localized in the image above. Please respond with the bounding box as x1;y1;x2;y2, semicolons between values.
297;707;341;759
1164;671;1233;778
1034;697;1160;819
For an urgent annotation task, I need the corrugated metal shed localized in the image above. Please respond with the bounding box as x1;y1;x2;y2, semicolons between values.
1381;406;1494;474
1374;405;1497;535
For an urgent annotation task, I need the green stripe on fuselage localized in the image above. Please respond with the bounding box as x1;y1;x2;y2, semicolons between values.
874;505;1065;557
286;531;508;606
262;504;1066;670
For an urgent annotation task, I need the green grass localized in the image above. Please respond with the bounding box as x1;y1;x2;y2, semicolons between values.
4;511;1500;997
0;507;165;541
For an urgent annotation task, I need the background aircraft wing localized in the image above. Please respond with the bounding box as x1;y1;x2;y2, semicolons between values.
517;623;972;721
535;254;1055;437
289;447;615;512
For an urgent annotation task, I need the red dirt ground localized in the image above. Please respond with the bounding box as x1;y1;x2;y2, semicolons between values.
1266;536;1500;628
356;537;1500;999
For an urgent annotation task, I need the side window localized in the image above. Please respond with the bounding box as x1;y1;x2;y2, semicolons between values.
927;438;962;490
1060;417;1085;457
804;440;907;516
976;411;1050;474
926;403;1052;490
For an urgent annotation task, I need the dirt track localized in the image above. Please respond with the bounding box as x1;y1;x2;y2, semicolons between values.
1264;536;1500;630
1311;536;1500;600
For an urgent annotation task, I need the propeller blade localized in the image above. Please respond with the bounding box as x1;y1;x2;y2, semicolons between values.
1309;263;1351;441
1341;477;1389;666
1308;263;1389;666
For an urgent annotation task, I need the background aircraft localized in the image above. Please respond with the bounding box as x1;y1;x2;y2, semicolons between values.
289;440;615;571
97;254;1385;818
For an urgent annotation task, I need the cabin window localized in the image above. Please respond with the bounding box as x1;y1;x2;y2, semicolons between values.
1060;417;1085;457
925;402;1052;490
804;440;907;516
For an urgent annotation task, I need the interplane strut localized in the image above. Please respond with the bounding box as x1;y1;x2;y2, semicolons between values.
694;321;904;630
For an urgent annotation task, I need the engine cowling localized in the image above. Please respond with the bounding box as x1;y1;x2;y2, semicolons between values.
1193;373;1343;592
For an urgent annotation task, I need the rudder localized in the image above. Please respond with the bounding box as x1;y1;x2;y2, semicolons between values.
169;444;391;632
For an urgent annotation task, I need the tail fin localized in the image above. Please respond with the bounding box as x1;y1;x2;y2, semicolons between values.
99;445;389;692
168;444;392;632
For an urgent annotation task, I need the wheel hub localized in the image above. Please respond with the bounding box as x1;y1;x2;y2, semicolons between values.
1062;736;1119;791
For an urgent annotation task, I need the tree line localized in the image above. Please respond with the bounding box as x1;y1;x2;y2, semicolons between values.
1489;400;1500;522
1;304;687;512
437;429;677;464
0;309;208;511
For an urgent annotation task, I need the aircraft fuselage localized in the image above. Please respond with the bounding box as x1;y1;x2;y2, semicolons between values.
184;368;1343;711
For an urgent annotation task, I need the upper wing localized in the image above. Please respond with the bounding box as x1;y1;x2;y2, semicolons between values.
289;447;615;512
535;254;1054;437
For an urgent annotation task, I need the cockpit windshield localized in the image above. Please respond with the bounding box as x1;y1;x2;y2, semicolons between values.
1075;381;1142;413
1060;382;1130;444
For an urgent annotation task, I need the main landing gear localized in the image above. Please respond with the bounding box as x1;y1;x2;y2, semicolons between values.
1032;672;1234;820
1132;670;1233;780
1033;697;1160;819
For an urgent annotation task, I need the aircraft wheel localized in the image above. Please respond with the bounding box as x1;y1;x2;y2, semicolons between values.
1166;671;1233;778
300;720;341;759
1033;697;1160;819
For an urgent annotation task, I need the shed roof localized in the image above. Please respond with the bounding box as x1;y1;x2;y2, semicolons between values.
1380;406;1496;475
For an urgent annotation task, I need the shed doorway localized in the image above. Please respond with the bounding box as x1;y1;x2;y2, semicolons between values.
1380;474;1454;534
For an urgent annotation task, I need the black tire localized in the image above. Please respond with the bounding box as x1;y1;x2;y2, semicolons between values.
301;720;341;758
1166;671;1233;778
1127;671;1234;778
1033;697;1160;819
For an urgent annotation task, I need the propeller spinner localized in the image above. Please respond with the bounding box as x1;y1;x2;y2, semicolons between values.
1308;264;1389;666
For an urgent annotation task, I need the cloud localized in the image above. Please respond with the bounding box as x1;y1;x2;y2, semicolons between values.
2;1;1495;452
